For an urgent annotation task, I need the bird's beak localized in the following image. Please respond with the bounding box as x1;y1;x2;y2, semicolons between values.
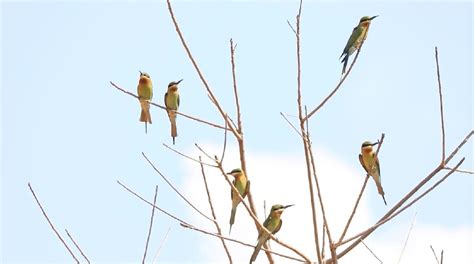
370;15;379;20
372;142;380;146
226;172;232;175
139;70;143;75
283;204;294;209
176;79;183;84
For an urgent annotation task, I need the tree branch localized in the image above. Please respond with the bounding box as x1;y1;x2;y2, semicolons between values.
142;186;159;264
435;47;446;164
65;229;91;264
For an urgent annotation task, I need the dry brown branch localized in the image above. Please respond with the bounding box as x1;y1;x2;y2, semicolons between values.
359;238;382;263
142;185;159;264
199;157;233;263
28;183;79;264
442;167;473;174
230;39;242;134
141;152;214;222
430;245;440;264
397;212;417;264
337;157;465;254
219;114;229;163
152;227;171;264
280;112;304;138
162;143;217;168
179;223;305;262
110;81;227;130
64;229;90;264
303;24;371;122
445;130;473;164
165;0;240;139
440;250;444;264
338;133;385;244
435;47;446;164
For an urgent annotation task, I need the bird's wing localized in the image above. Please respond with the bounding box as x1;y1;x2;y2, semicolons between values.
243;181;250;199
231;179;235;200
359;154;369;174
340;26;358;58
273;219;282;234
177;94;180;108
374;154;381;176
164;92;169;109
259;216;271;239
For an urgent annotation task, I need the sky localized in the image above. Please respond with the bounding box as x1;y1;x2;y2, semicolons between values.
1;0;472;263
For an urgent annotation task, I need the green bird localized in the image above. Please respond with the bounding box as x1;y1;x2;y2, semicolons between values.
359;141;387;205
164;79;182;144
249;204;293;263
227;168;250;234
340;15;378;75
137;71;153;133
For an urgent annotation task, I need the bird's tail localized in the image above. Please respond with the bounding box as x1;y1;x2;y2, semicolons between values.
250;239;265;263
139;100;152;124
341;54;349;76
229;207;237;234
168;110;178;144
376;182;387;205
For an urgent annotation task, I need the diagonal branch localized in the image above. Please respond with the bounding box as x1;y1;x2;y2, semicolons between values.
397;212;417;264
435;47;446;164
110;81;227;130
65;229;91;264
28;183;79;264
163;143;217;168
142;185;159;264
142;152;214;222
199;157;233;263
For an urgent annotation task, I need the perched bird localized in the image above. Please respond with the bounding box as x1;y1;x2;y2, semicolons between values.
250;204;293;263
227;168;250;234
137;71;153;133
164;79;182;144
359;141;387;205
340;15;378;75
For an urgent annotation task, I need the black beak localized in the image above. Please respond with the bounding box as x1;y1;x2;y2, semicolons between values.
283;204;294;209
139;70;143;75
176;79;183;85
372;142;379;146
370;15;379;20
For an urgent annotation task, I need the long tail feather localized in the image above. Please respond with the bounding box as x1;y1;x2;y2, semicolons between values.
169;111;177;144
341;54;349;75
229;207;237;234
250;239;265;263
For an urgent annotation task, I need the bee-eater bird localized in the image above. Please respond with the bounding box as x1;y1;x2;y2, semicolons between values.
340;15;378;75
359;141;387;205
227;168;250;234
249;204;293;263
137;71;153;133
164;79;182;144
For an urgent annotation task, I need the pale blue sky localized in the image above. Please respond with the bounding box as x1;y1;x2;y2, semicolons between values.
1;1;472;263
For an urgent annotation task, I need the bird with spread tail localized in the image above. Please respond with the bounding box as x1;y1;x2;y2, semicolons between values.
164;79;182;144
249;204;293;263
137;71;153;133
340;15;378;75
227;168;250;234
359;141;387;205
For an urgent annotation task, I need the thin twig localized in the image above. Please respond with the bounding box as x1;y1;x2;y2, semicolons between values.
179;223;305;262
303;28;370;122
194;143;216;162
110;81;227;130
435;47;446;164
142;152;214;222
440;250;444;264
64;229;91;264
338;158;465;253
442;167;473;174
142;185;159;264
430;245;440;264
162;143;217;168
280;112;304;139
28;183;79;264
220;115;228;163
165;0;240;139
199;157;233;263
230;39;242;134
445;130;473;164
152;227;171;264
338;134;385;244
397;212;417;264
359;238;382;263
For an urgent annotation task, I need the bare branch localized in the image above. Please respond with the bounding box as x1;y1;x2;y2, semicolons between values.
397;212;417;264
179;223;305;262
28;183;79;263
435;47;446;164
220;114;228;163
230;39;242;134
142;185;159;264
152;227;171;264
142;152;214;222
280;112;304;139
110;81;227;131
65;229;91;264
442;167;473;175
199;157;233;263
163;143;217;168
338;133;385;244
359;238;382;264
430;245;440;264
445;130;473;164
